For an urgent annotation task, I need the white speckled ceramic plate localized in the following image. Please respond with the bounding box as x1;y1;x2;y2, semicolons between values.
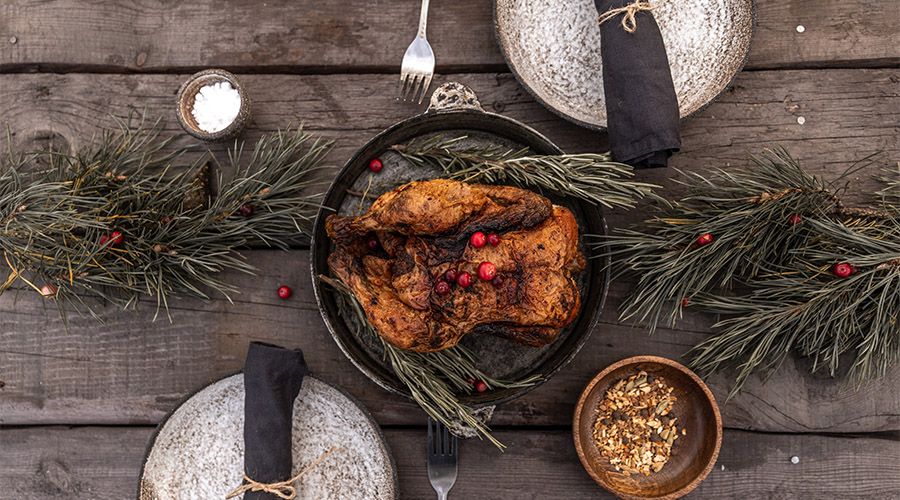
139;375;397;500
494;0;755;130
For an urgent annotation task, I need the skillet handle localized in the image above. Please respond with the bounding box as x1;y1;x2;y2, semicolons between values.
426;82;484;113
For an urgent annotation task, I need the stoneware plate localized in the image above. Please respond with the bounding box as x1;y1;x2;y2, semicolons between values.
494;0;755;130
573;356;722;499
138;375;397;500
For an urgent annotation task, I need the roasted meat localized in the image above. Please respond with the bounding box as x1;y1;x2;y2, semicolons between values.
326;179;585;352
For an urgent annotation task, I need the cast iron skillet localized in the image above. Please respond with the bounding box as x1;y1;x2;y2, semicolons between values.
311;83;610;408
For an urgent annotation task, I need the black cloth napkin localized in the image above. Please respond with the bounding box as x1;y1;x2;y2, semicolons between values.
596;0;681;168
242;342;309;500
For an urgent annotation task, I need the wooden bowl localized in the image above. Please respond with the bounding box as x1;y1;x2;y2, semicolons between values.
175;69;251;141
573;356;722;499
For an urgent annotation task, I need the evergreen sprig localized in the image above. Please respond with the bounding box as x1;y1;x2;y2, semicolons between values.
690;215;900;396
392;135;658;209
0;118;329;318
601;148;846;331
600;147;899;395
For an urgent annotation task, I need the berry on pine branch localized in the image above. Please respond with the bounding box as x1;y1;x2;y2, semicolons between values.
832;262;854;278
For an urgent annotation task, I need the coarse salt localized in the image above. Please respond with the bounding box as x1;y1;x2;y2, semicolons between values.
191;81;241;133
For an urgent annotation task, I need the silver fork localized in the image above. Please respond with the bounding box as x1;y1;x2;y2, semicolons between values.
399;0;435;104
426;418;458;500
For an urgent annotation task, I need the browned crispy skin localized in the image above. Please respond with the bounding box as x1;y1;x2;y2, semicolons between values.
327;179;553;242
326;179;584;352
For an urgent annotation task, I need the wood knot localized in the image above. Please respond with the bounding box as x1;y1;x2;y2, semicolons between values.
20;130;71;159
39;459;75;493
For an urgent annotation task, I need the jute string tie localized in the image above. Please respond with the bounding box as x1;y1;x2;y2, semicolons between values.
597;1;655;33
225;446;340;500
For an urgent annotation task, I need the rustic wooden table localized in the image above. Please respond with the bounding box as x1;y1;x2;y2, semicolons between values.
1;1;898;498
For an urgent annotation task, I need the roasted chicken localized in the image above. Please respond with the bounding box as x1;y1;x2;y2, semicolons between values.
327;179;585;352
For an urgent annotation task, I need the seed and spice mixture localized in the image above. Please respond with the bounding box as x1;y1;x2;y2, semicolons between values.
592;370;684;476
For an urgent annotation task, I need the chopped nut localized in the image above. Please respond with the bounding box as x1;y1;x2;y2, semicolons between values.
592;371;683;477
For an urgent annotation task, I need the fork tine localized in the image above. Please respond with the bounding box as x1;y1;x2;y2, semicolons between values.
400;73;411;101
399;73;410;100
417;73;433;105
406;74;422;102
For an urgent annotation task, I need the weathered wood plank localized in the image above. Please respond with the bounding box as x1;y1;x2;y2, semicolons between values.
0;426;897;499
0;1;897;72
2;69;897;200
1;69;897;430
2;250;898;432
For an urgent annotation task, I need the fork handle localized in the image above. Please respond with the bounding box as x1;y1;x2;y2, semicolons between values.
437;492;447;500
417;0;430;38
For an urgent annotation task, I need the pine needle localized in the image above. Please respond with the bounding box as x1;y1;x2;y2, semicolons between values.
392;135;658;209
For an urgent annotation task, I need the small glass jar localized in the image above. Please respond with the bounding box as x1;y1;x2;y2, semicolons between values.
176;69;250;142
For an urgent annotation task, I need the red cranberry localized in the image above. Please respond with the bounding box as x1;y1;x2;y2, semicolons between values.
833;262;854;278
456;272;473;288
788;214;802;225
367;238;379;251
368;158;383;173
434;281;451;295
101;231;124;247
444;269;458;283
487;233;501;246
474;380;488;393
470;231;486;248
478;262;497;281
277;285;293;299
681;297;690;307
238;203;254;217
696;233;714;247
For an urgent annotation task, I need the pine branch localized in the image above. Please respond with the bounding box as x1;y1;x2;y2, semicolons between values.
599;147;844;332
599;147;899;395
689;216;900;397
392;135;658;209
0;119;330;318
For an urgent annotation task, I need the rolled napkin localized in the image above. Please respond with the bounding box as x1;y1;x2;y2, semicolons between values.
234;342;309;500
596;0;681;168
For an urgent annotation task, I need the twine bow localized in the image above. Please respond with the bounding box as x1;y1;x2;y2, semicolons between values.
597;1;655;33
225;447;340;500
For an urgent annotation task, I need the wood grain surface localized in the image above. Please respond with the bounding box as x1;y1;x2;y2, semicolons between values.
3;250;898;432
2;69;897;197
0;1;897;73
0;426;897;499
1;1;898;497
